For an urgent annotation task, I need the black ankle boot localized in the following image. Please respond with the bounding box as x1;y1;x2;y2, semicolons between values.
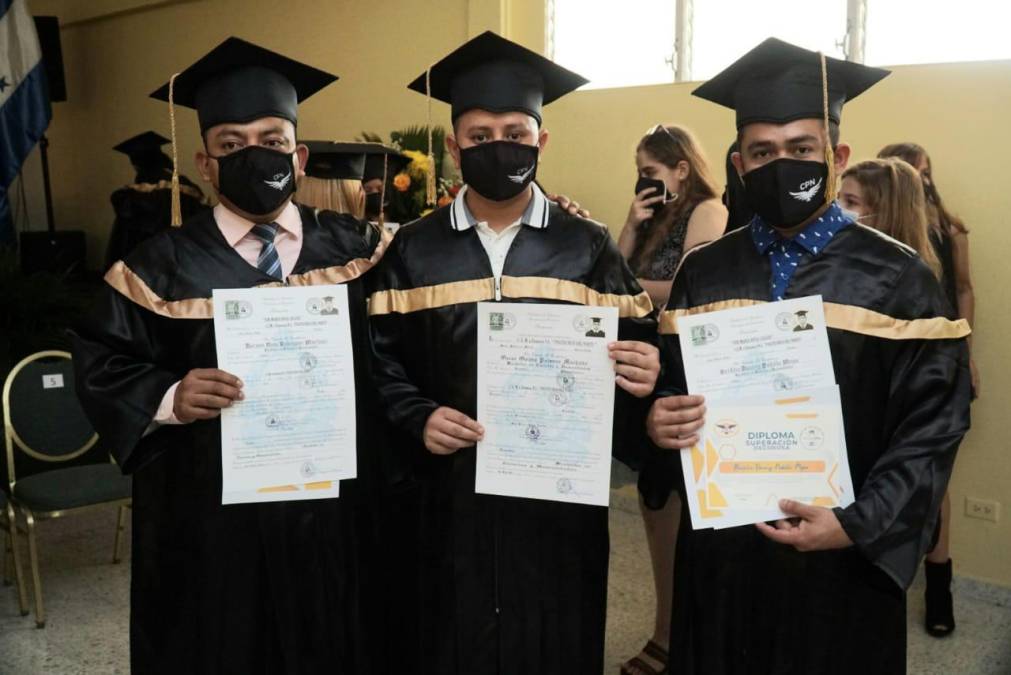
924;558;955;637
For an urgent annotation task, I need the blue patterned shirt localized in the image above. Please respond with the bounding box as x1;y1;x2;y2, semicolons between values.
749;202;854;301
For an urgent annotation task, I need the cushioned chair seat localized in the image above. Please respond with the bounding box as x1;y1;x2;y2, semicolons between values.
13;464;131;512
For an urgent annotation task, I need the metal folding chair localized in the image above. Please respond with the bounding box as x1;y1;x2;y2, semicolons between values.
3;350;132;628
1;490;29;616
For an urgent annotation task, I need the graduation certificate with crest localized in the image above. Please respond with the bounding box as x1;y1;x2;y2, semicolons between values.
475;302;618;507
212;284;357;504
676;296;853;529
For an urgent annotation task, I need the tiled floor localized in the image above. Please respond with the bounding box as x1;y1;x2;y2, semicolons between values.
1;489;1009;674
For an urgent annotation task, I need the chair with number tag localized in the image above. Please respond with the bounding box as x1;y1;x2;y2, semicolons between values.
3;350;132;628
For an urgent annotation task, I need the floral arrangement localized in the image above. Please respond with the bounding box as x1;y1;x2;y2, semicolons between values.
360;126;463;223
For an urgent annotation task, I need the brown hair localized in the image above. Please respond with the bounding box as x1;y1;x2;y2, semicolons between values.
877;142;967;235
842;158;941;279
629;125;720;275
295;176;365;218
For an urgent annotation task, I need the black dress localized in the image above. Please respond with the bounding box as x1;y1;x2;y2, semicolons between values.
368;203;657;674
73;205;387;675
652;223;971;675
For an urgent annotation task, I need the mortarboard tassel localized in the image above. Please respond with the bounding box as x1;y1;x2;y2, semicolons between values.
425;66;437;207
378;153;387;229
168;72;183;227
820;52;836;206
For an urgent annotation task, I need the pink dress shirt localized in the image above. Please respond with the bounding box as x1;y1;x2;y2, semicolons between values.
153;202;304;425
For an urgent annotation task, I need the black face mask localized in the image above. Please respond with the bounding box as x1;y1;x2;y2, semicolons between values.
364;191;384;219
212;146;296;216
634;176;669;217
460;141;539;201
742;158;828;228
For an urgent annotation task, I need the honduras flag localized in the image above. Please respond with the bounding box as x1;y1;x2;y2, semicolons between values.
0;0;52;244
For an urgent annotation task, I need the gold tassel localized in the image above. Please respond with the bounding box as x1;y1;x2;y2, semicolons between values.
820;52;836;206
425;66;437;207
168;72;183;226
378;153;387;229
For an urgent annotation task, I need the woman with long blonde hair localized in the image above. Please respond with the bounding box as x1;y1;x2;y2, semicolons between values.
839;158;941;278
877;142;977;639
295;141;368;218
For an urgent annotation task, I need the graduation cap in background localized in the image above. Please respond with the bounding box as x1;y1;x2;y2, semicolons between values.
693;37;889;206
302;141;370;181
691;37;889;130
362;144;410;184
113;131;170;163
150;37;338;225
406;31;587;206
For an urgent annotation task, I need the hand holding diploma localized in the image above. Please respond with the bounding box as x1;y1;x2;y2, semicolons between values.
174;368;244;422
755;499;854;551
424;407;485;455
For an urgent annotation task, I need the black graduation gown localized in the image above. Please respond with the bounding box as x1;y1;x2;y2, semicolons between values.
105;171;209;270
368;203;657;675
649;222;971;675
72;204;387;675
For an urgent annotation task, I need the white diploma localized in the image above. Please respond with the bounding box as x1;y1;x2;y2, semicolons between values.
475;302;618;506
213;285;356;505
676;296;852;529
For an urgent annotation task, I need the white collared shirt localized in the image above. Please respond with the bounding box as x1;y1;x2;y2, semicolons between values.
451;183;550;282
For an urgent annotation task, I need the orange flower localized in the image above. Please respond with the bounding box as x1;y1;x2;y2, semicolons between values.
393;173;411;192
437;194;454;208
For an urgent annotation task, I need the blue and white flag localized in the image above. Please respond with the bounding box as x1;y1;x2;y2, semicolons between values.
0;0;52;243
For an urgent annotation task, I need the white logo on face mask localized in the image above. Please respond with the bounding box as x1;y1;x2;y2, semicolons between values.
264;171;292;191
789;177;823;202
507;166;534;184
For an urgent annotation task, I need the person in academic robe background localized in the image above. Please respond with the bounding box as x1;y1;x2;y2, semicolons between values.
368;31;660;675
105;131;209;269
296;140;368;217
362;145;411;224
645;38;971;675
72;38;387;675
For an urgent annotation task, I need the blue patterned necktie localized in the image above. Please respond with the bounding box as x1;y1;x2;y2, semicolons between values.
251;222;282;279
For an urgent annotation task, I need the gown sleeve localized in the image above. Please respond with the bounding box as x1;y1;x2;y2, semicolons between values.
71;283;181;473
367;242;441;442
834;260;971;589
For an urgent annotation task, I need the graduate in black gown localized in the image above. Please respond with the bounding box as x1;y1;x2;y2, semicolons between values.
72;38;387;675
644;39;972;675
368;31;661;675
105;131;209;269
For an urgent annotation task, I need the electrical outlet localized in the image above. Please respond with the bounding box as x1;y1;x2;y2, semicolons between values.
965;497;1000;523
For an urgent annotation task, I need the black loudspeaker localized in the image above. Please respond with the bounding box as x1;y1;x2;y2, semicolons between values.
33;16;66;103
19;231;86;277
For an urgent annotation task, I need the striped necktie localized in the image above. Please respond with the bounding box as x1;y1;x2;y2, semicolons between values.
251;222;282;279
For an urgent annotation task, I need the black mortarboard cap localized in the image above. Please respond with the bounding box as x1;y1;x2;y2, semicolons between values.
692;38;889;129
303;141;371;180
113;131;170;161
150;37;338;132
362;144;411;183
406;31;588;124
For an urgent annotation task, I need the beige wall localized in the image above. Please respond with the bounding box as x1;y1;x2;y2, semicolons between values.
22;0;1011;587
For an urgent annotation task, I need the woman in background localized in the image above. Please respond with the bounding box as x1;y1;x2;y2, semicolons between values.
841;155;970;637
875;143;977;638
618;124;726;675
295;141;368;217
839;158;941;278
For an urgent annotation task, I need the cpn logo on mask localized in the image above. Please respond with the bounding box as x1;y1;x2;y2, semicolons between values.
264;171;292;191
789;177;822;203
507;166;534;184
